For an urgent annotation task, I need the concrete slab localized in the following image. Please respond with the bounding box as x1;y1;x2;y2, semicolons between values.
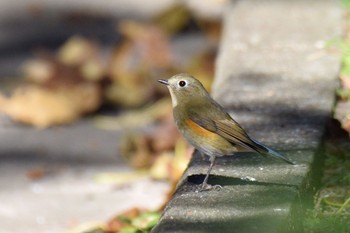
152;183;302;233
153;0;342;232
179;150;313;187
214;0;341;151
0;161;168;233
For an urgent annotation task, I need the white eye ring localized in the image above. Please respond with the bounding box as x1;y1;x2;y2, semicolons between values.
178;80;187;87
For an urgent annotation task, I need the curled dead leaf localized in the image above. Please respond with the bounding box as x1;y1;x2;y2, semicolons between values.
151;118;180;153
117;20;173;69
26;167;51;180
340;75;350;90
151;4;191;35
22;59;55;84
149;152;173;180
120;133;156;169
57;36;100;67
149;138;192;182
0;83;102;128
0;36;108;128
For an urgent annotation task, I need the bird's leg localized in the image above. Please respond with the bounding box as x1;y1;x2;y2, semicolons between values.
200;155;221;191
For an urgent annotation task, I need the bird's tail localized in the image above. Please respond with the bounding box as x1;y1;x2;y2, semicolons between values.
251;139;295;165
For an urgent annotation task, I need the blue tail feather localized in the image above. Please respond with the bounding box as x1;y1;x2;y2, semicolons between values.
251;139;295;165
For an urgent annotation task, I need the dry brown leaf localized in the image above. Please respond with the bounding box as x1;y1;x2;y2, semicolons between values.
57;36;100;67
26;167;51;180
0;36;108;128
150;138;191;182
171;138;192;182
118;20;173;69
120;133;156;169
151;4;191;35
340;75;350;90
119;112;181;170
149;152;174;180
22;59;55;84
153;138;192;211
22;36;106;89
106;208;144;232
106;20;175;107
0;83;101;128
150;116;180;153
343;119;350;133
195;18;222;43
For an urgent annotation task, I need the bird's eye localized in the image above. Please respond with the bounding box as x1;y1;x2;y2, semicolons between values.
178;80;187;87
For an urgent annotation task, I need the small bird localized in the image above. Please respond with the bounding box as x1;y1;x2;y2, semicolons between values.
158;73;295;191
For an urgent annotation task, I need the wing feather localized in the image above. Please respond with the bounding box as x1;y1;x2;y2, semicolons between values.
188;107;258;151
186;103;294;164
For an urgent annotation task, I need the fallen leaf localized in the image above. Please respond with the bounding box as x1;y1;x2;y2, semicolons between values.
171;138;192;183
22;58;55;84
26;168;50;180
340;74;350;90
149;138;192;182
131;212;160;230
63;222;105;233
94;170;149;185
117;20;173;69
57;36;100;67
0;35;108;128
151;4;191;35
106;208;142;232
149;152;174;180
0;83;102;128
119;227;138;233
150;116;180;152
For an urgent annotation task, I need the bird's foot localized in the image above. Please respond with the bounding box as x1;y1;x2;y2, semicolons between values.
198;183;222;192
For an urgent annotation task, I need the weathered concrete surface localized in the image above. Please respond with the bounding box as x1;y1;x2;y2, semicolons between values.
153;183;302;233
0;161;168;233
0;117;171;233
152;0;342;232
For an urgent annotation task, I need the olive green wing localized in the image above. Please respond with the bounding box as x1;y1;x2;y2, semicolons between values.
187;106;256;150
188;108;295;164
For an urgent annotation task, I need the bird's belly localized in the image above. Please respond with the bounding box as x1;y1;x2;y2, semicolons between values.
180;119;237;157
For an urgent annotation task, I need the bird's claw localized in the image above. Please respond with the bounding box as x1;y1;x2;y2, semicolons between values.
199;184;222;192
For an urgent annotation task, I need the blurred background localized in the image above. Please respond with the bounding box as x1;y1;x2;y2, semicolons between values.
3;1;350;233
0;0;227;232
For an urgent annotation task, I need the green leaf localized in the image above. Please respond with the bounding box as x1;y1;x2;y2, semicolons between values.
119;226;139;233
132;212;160;230
342;0;350;8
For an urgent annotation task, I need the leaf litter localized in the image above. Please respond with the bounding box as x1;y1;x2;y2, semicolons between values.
0;3;224;233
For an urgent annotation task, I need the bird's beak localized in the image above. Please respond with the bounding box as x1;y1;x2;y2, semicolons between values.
158;79;169;85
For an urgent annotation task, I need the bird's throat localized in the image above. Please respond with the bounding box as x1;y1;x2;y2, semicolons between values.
168;87;178;107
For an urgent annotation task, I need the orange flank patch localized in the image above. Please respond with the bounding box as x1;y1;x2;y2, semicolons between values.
185;119;220;139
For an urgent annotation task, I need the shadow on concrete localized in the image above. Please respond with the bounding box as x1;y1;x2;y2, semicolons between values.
187;174;298;188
